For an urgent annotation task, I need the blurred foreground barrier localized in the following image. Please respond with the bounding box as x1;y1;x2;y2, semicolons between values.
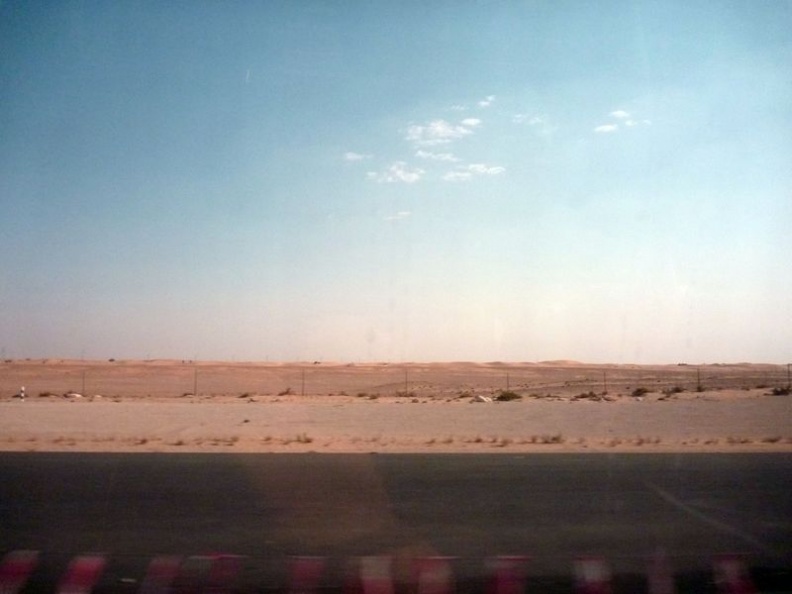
0;550;39;594
485;556;530;594
574;557;611;594
139;556;183;594
289;556;326;594
714;554;758;594
0;549;777;594
56;554;106;594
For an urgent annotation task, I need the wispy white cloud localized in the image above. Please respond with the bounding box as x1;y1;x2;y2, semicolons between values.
478;95;496;108
405;119;476;146
443;163;505;181
596;109;651;133
415;150;460;162
384;211;412;221
513;113;545;125
513;114;556;137
343;151;371;161
367;162;424;184
443;171;473;182
460;117;482;128
468;163;505;175
450;104;467;111
594;124;618;133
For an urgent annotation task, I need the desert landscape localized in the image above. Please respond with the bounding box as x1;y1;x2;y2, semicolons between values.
1;359;790;453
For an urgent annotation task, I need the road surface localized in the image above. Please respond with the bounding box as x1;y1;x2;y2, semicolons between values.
1;453;790;592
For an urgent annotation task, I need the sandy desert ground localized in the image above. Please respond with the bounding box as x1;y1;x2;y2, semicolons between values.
1;359;790;453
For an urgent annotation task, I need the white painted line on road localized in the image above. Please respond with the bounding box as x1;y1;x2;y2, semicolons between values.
644;481;778;556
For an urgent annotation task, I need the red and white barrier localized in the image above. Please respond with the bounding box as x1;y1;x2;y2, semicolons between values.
647;549;675;594
0;550;39;594
204;554;244;594
138;556;183;594
415;556;456;594
57;554;107;594
574;556;612;594
359;556;394;594
713;554;757;594
485;556;529;594
289;556;326;594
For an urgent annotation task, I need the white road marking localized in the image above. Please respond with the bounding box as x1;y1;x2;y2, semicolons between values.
644;481;778;556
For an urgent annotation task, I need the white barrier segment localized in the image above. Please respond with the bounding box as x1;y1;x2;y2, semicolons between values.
0;550;39;594
289;556;326;594
56;554;107;594
359;556;394;594
573;557;612;594
138;556;183;594
485;556;529;594
713;555;758;594
647;549;676;594
415;556;456;594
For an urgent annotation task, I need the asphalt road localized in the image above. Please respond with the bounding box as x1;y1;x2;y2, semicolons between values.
1;453;790;592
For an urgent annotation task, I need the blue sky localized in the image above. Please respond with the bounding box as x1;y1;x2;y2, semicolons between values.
1;1;790;363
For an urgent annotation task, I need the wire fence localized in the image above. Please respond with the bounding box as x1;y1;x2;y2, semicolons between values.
1;361;790;400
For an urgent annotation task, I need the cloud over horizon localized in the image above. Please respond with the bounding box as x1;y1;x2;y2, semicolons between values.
443;162;505;181
367;161;424;184
405;119;479;146
344;151;371;161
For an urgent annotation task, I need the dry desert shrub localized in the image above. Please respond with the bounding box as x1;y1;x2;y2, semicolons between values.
761;436;782;443
495;390;522;401
726;436;751;445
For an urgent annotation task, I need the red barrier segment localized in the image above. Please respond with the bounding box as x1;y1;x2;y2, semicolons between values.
574;556;612;594
713;554;758;594
0;550;39;594
289;556;327;594
485;556;529;594
138;556;183;594
204;554;245;594
415;557;457;594
56;555;107;594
